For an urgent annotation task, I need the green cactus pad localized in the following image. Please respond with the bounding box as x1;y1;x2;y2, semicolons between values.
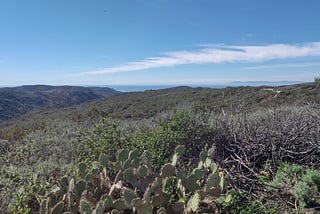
99;153;108;167
79;199;92;214
199;151;208;162
171;153;178;166
131;158;140;168
192;168;204;180
101;194;113;208
123;158;132;169
129;149;140;160
141;150;152;165
197;160;204;169
113;161;122;171
91;161;100;175
69;178;75;192
186;192;200;213
60;176;68;194
204;158;212;168
124;189;138;207
138;203;153;214
210;162;218;174
205;173;220;193
85;173;93;182
75;180;86;195
137;165;148;177
160;163;176;178
78;162;87;177
50;201;64;214
117;149;129;162
174;145;185;156
208;146;215;156
94;201;105;214
123;167;135;181
181;175;200;192
123;168;138;186
176;168;187;180
225;193;233;203
113;199;127;210
219;172;225;190
60;176;69;187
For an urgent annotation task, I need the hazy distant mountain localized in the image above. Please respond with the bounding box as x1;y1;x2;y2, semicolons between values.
0;85;120;121
229;81;304;86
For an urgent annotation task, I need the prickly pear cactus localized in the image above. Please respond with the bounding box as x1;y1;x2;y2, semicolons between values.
37;145;231;213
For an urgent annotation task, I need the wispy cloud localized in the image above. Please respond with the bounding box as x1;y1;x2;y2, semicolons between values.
242;62;320;70
72;42;320;76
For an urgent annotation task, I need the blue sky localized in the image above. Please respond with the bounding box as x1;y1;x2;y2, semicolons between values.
0;0;319;86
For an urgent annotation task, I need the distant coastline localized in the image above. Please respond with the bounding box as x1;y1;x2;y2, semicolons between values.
107;81;305;92
0;81;305;92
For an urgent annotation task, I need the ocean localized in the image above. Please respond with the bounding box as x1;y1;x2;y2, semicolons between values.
107;81;304;92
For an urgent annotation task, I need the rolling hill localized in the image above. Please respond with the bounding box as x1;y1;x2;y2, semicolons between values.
2;82;319;128
0;82;319;212
51;82;320;120
0;85;119;121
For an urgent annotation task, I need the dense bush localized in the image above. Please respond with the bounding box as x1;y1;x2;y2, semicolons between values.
0;119;79;209
11;146;233;213
2;104;320;213
269;163;320;209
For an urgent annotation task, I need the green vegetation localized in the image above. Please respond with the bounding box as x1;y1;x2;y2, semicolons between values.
13;146;231;213
0;83;319;213
0;85;119;121
269;163;320;209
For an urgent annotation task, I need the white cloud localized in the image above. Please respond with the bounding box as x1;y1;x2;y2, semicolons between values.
72;42;320;76
242;62;320;70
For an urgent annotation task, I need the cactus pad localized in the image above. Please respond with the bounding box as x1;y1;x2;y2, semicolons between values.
60;176;69;187
138;203;153;214
79;198;92;214
78;162;87;177
199;151;208;162
129;149;140;160
99;153;108;167
75;180;86;195
94;201;105;214
113;198;127;210
124;188;138;207
137;165;148;178
160;163;176;178
186;192;200;213
205;173;220;193
117;149;129;162
174;145;185;156
50;201;64;214
101;194;113;208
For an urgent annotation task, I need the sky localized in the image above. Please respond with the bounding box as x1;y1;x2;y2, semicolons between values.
0;0;320;86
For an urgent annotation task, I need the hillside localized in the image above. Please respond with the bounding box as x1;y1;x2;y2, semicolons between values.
0;82;319;213
1;82;318;141
46;82;320;120
0;85;120;121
